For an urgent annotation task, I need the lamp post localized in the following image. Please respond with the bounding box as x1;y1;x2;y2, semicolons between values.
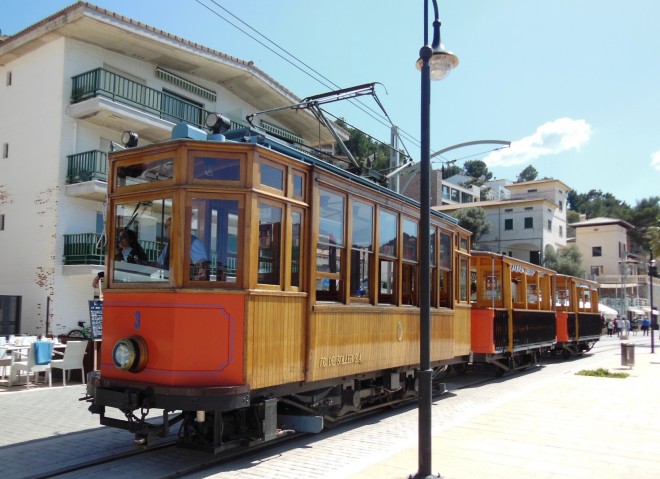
650;252;656;353
415;1;458;477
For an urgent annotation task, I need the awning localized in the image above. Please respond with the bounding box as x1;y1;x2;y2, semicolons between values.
598;283;640;289
629;307;646;315
598;303;618;318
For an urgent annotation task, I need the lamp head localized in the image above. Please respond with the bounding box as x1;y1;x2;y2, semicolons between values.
205;113;231;134
121;131;139;148
416;18;459;80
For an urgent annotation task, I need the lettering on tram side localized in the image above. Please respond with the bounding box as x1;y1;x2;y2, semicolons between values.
510;264;536;276
319;352;363;368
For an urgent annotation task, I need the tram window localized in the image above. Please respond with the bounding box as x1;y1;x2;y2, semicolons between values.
112;199;171;284
117;158;174;186
439;270;451;308
402;219;418;262
379;210;397;257
458;257;469;302
291;210;302;288
460;236;468;251
193;156;240;181
261;163;284;190
402;263;418;306
317;190;344;302
439;232;451;270
350;201;373;299
190;198;239;283
378;259;396;305
292;173;304;198
430;228;436;267
258;203;282;285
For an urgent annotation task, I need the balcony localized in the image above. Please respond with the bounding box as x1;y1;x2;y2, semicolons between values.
64;150;108;201
67;68;213;142
63;234;162;266
63;233;106;266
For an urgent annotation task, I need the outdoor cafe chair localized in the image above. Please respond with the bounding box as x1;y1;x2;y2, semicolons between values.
0;348;10;380
9;341;53;388
50;340;88;386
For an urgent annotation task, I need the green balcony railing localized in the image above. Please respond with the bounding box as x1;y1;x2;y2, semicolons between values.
71;68;214;128
63;234;163;266
63;233;106;265
67;150;108;184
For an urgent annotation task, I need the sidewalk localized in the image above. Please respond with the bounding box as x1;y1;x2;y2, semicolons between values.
348;334;660;479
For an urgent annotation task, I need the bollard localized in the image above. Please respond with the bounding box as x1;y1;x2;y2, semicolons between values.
621;342;635;368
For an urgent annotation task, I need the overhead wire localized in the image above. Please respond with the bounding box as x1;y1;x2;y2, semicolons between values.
193;0;426;153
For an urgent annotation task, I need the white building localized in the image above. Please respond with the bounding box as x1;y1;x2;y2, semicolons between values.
570;216;657;318
0;2;333;336
434;179;569;265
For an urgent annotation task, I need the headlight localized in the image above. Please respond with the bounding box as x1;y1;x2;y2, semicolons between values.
112;335;148;372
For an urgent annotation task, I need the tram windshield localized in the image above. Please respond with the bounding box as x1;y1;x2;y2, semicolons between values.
111;197;240;285
112;199;171;283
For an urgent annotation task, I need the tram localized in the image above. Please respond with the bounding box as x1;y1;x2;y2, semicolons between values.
469;251;558;374
554;275;602;357
85;119;473;452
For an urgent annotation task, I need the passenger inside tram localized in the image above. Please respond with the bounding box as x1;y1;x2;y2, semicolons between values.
156;217;209;280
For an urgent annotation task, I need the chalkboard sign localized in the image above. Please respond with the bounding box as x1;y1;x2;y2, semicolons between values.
88;300;103;339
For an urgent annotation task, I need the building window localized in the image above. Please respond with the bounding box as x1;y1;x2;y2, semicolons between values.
591;266;602;276
0;214;4;231
527;189;537;193
558;200;563;211
450;188;459;202
547;220;552;231
559;225;563;237
442;185;450;200
524;206;533;211
592;246;602;257
524;217;533;229
6;71;11;86
504;219;513;230
504;208;513;213
2;143;7;159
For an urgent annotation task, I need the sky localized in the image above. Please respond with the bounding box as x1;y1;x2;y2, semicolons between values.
2;0;659;206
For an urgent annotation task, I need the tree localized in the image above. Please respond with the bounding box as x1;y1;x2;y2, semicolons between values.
453;207;491;247
335;120;391;172
441;163;462;179
515;165;538;183
463;160;493;182
543;244;584;277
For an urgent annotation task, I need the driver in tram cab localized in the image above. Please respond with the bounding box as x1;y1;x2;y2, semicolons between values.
156;217;210;280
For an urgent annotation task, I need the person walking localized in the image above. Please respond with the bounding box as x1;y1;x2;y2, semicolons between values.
607;319;614;337
642;317;650;336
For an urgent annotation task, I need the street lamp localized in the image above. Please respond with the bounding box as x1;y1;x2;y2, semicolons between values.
650;253;656;353
415;1;458;478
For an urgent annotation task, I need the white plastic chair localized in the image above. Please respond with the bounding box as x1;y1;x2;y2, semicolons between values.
50;340;88;386
9;342;53;388
0;348;10;380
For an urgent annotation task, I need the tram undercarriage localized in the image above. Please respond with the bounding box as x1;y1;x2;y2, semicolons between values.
85;366;452;453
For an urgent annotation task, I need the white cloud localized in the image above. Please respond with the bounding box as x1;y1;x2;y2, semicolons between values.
651;151;660;171
483;118;592;168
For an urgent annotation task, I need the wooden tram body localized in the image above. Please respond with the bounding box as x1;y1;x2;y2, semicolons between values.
469;251;557;373
554;275;602;356
86;126;473;451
